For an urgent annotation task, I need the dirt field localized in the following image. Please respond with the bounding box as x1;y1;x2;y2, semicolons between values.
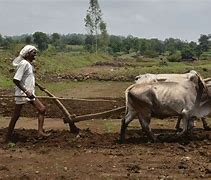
0;82;211;179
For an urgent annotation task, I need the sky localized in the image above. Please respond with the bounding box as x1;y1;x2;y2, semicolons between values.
0;0;210;42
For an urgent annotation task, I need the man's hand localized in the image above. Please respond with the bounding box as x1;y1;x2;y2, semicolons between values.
25;91;35;99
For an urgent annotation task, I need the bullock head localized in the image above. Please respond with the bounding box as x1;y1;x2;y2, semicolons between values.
135;73;157;84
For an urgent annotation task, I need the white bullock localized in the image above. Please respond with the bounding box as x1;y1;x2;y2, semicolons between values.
135;71;210;130
120;72;208;143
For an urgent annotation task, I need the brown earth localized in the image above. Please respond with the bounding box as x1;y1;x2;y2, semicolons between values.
0;82;211;179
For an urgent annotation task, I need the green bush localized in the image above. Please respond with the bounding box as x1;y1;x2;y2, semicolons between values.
167;51;181;62
144;50;159;58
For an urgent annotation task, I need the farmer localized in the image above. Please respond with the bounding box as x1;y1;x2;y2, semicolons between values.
5;45;49;142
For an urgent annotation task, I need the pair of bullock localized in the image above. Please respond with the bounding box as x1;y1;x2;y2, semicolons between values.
120;70;211;143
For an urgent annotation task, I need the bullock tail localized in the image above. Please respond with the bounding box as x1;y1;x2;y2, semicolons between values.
125;84;136;114
195;72;208;106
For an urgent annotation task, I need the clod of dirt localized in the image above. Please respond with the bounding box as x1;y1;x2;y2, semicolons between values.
0;165;9;171
205;164;211;174
126;164;141;173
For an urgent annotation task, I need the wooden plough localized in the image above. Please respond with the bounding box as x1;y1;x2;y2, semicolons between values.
36;82;125;132
0;83;125;133
35;82;80;133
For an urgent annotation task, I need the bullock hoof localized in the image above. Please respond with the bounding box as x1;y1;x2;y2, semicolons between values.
119;139;125;144
119;136;125;144
174;131;188;140
149;134;158;143
204;126;211;131
176;128;183;132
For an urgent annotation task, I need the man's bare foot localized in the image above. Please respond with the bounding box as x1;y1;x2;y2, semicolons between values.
38;131;51;137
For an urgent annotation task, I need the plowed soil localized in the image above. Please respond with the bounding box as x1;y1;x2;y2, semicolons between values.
0;84;211;179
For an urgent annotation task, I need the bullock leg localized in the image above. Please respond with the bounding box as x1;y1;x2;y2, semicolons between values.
187;117;196;132
138;113;157;142
201;117;211;130
120;109;137;144
176;110;194;138
175;116;196;132
175;116;182;131
187;117;195;135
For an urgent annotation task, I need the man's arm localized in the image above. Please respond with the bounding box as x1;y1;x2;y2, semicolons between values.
13;79;35;99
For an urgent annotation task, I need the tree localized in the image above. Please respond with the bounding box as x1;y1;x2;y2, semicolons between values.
99;21;109;52
108;35;123;53
51;33;60;43
139;39;147;55
198;34;210;52
195;45;202;60
0;34;3;46
65;34;85;45
122;35;135;54
84;0;103;53
181;46;194;60
84;35;94;52
50;33;62;50
33;32;49;51
25;35;32;44
2;37;13;49
149;38;164;55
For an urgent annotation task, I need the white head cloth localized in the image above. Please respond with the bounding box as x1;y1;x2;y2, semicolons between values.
12;45;37;66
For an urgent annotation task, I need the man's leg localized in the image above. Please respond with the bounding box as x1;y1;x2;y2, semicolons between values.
5;104;23;142
30;99;49;136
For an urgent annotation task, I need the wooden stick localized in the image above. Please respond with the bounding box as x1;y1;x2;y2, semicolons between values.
204;77;211;82
0;95;116;102
35;82;79;133
72;106;125;122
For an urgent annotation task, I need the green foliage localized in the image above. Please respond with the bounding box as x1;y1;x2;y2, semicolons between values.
109;35;123;53
122;35;135;54
198;34;210;52
84;35;95;52
84;0;108;53
84;0;102;52
181;45;195;60
200;51;211;60
63;34;85;45
0;76;13;88
33;32;49;51
144;50;159;58
167;51;181;62
25;35;32;44
99;21;109;52
37;51;112;74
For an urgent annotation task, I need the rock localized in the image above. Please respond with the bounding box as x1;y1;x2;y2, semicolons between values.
64;167;68;171
181;156;191;161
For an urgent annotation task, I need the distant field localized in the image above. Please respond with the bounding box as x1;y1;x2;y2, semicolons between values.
1;46;211;88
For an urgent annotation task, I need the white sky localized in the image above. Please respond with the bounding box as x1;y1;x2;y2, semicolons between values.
0;0;210;42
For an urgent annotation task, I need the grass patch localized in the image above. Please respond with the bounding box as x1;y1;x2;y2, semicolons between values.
0;76;13;88
37;52;112;74
104;121;116;132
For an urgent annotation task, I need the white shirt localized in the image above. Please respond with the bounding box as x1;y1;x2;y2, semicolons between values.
13;59;35;103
